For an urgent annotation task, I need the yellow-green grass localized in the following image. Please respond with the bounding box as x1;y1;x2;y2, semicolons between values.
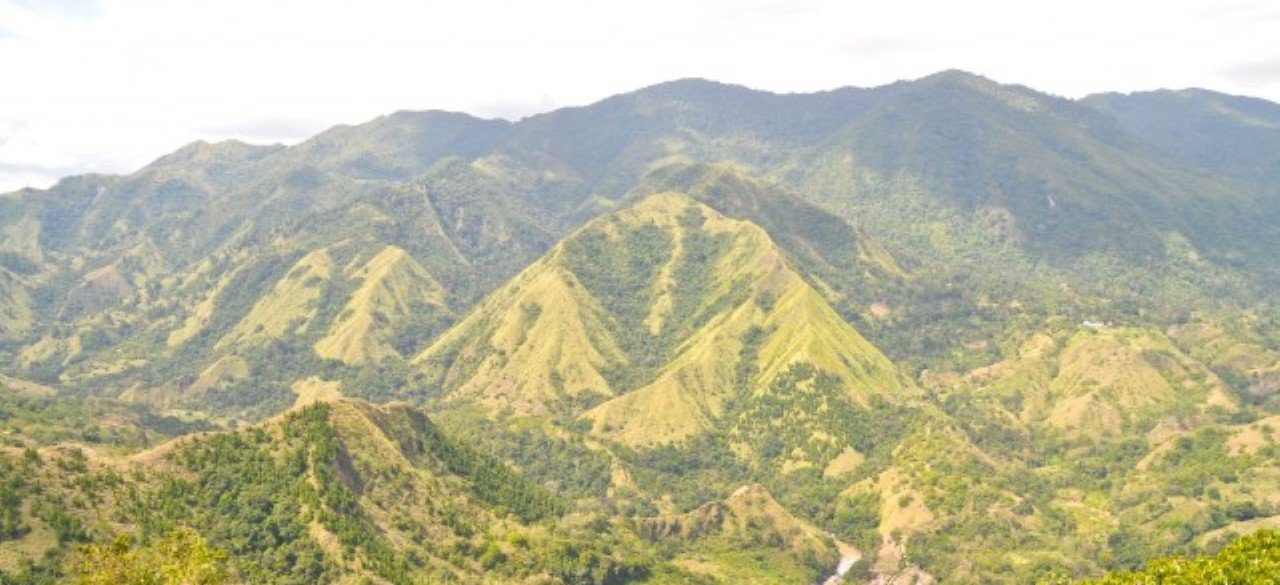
0;372;54;398
962;326;1235;441
167;264;241;348
581;195;902;445
418;192;904;447
415;259;627;413
0;268;32;339
219;248;334;348
315;245;444;365
291;377;342;407
646;484;837;584
1046;328;1234;436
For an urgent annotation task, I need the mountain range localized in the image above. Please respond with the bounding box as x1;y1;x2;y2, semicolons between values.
1;70;1279;584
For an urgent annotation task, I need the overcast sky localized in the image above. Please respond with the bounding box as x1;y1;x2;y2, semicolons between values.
2;0;1278;192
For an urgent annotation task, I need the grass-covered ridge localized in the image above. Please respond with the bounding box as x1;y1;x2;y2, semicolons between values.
418;192;903;447
314;245;446;365
1;71;1279;584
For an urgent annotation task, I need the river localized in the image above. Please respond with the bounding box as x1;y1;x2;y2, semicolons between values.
821;539;861;585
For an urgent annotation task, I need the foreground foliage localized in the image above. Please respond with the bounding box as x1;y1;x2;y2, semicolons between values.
1065;529;1280;584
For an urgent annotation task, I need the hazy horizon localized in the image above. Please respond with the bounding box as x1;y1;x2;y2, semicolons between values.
3;0;1278;192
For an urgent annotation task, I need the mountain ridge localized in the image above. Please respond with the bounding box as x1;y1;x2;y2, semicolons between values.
417;192;904;448
2;70;1280;584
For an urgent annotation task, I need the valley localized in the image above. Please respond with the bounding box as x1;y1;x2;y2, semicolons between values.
1;71;1279;583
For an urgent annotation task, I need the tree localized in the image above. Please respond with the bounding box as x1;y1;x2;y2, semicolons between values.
66;527;234;585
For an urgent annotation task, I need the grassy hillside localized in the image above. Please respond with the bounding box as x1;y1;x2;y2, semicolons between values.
314;245;446;365
1;71;1279;584
219;248;336;348
0;268;31;341
4;70;1276;399
418;193;903;450
638;485;838;584
952;326;1237;441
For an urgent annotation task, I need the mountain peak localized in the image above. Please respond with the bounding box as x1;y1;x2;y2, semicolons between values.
904;69;1067;114
914;69;999;89
632;77;760;98
147;138;282;170
921;68;987;79
417;190;901;446
612;190;706;218
593;191;765;241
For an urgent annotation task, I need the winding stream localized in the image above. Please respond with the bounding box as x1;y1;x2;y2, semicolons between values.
821;539;861;585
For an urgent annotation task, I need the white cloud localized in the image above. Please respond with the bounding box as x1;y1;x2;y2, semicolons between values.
1;0;1278;192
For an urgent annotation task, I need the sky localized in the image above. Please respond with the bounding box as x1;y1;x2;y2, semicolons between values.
2;0;1278;192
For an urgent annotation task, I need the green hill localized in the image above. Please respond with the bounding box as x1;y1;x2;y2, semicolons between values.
0;398;849;584
954;326;1237;440
637;484;840;584
1;71;1280;584
314;245;447;365
418;193;903;447
1085;88;1280;190
0;399;591;583
218;248;336;348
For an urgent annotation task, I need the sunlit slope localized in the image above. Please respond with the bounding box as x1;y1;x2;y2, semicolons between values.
314;245;446;365
418;193;903;445
416;258;626;412
584;196;902;445
638;484;840;584
959;326;1237;440
217;248;336;348
0;268;32;340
